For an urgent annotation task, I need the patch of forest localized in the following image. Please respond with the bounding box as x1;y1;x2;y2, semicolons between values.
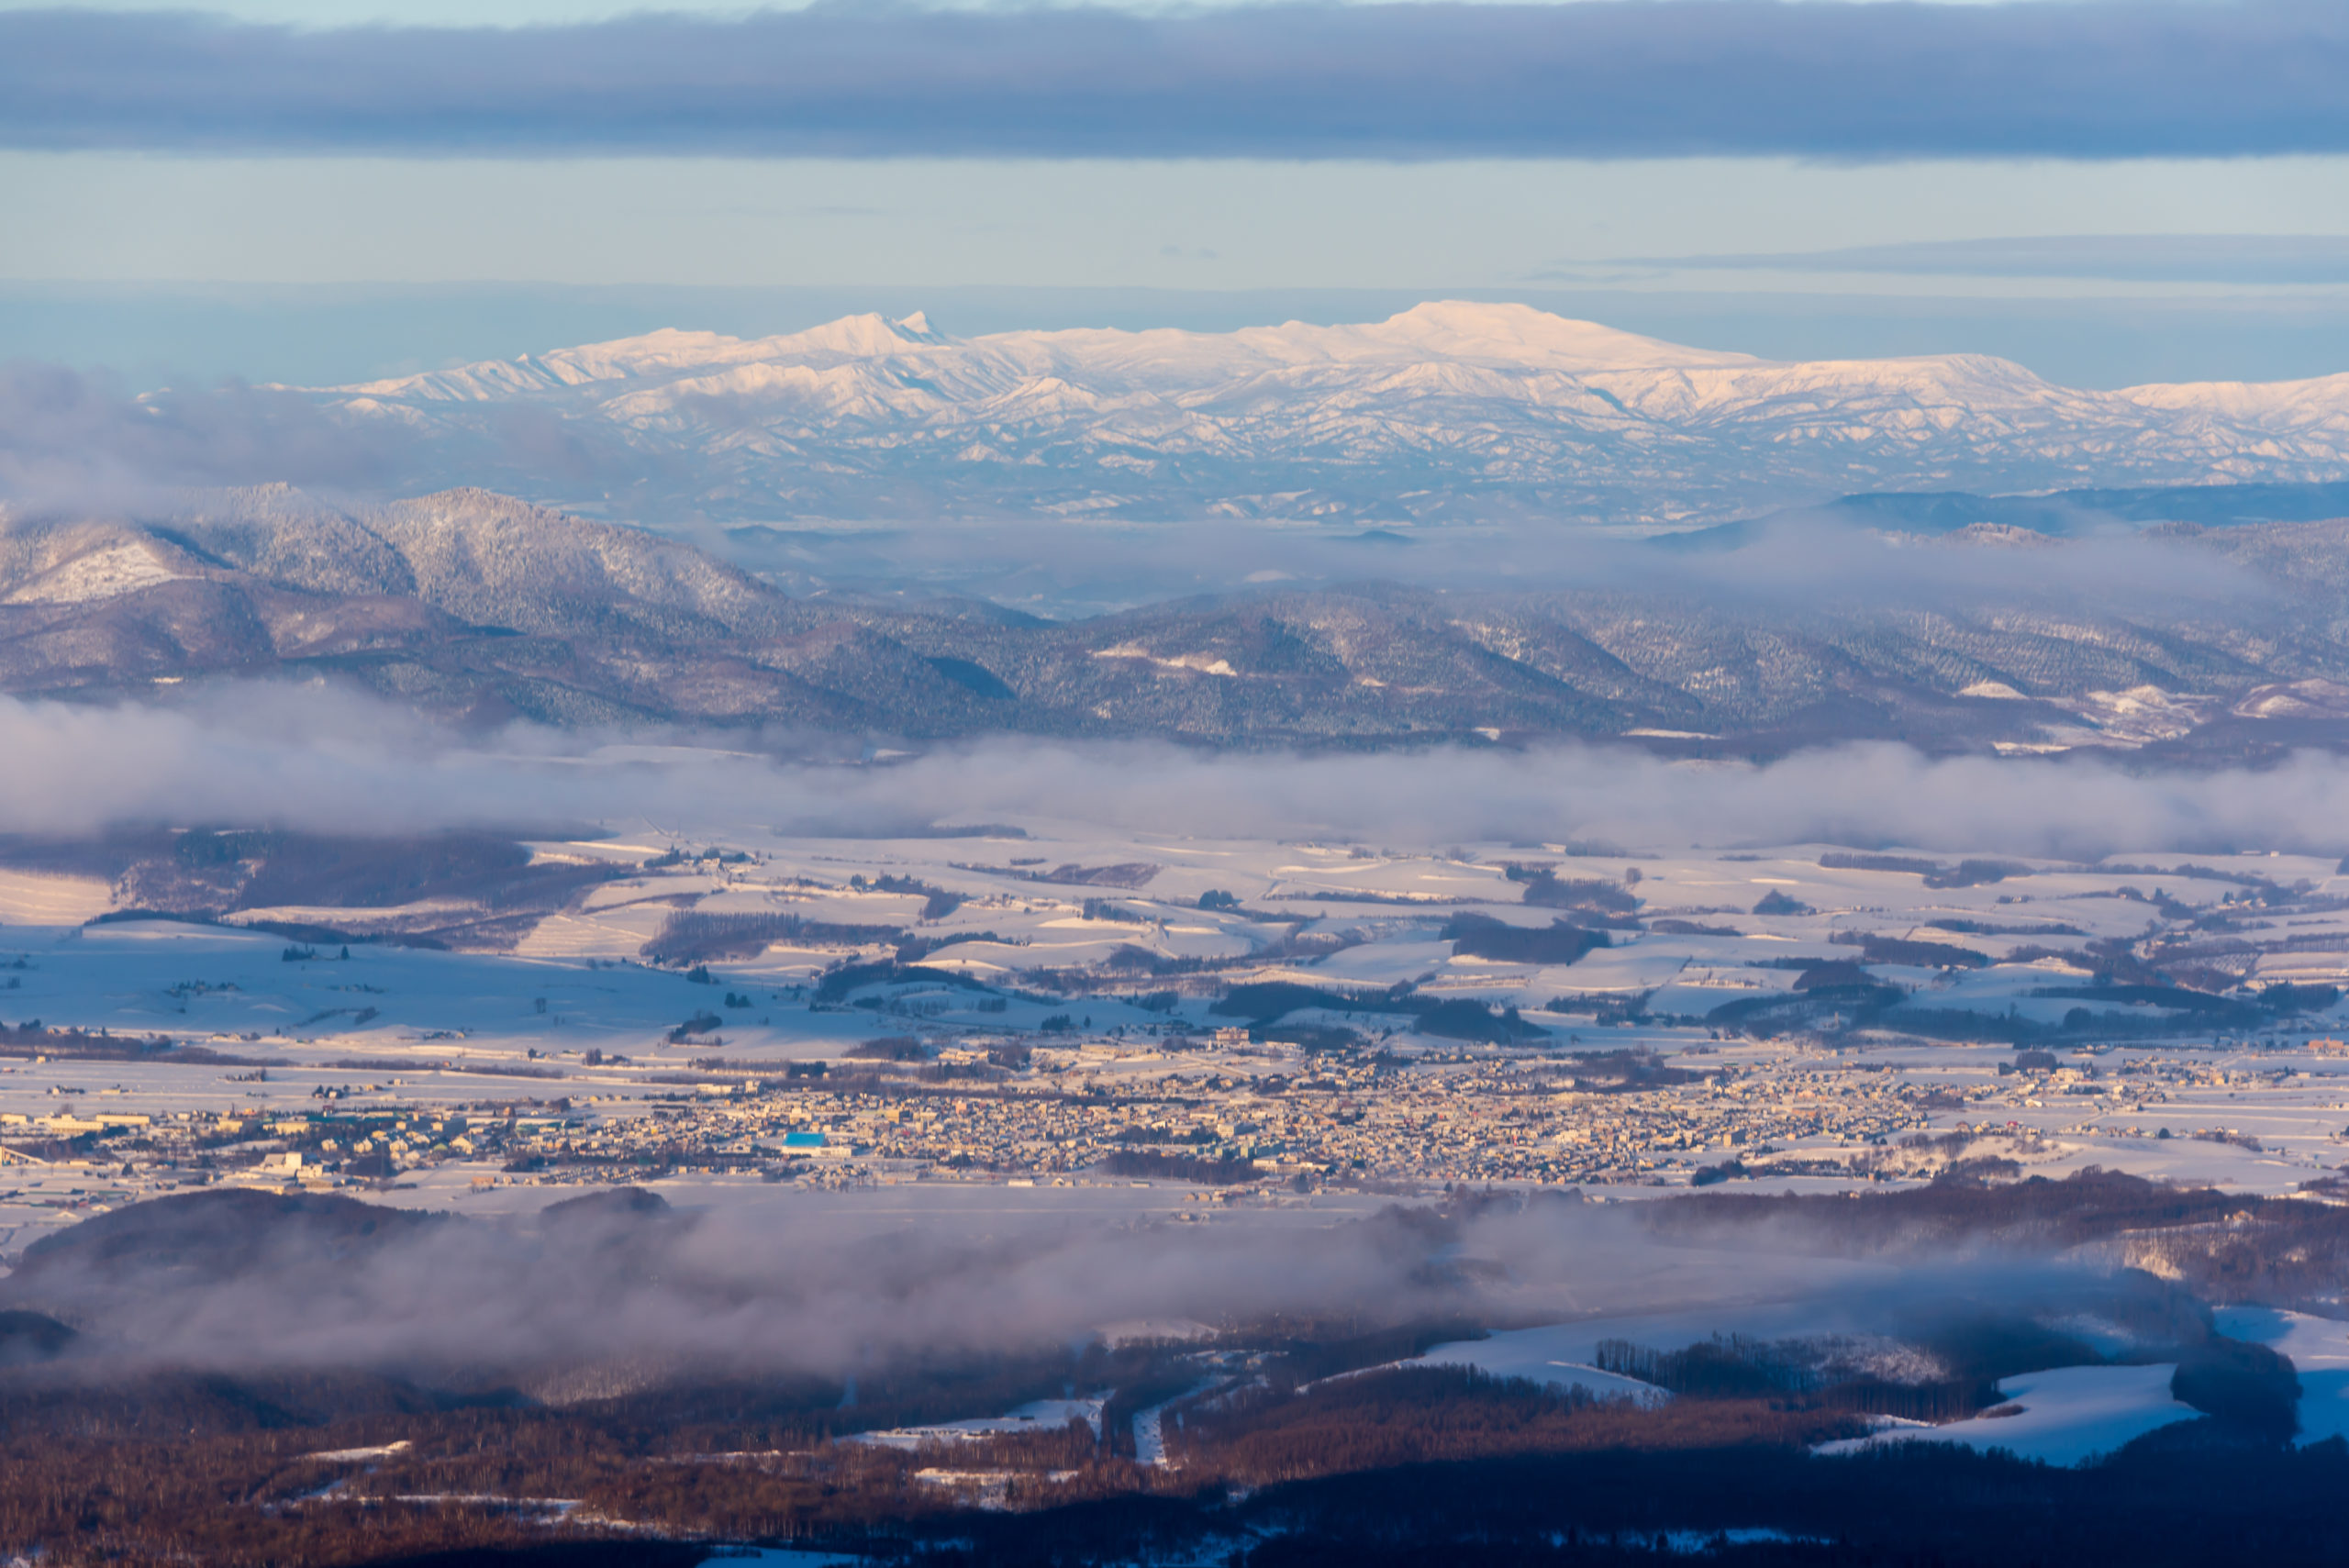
0;1180;2345;1564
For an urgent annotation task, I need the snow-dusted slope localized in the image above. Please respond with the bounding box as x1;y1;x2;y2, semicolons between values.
311;302;2349;527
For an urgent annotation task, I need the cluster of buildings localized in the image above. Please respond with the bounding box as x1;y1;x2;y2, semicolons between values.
372;1043;1948;1189
0;1035;1973;1204
12;1030;2346;1221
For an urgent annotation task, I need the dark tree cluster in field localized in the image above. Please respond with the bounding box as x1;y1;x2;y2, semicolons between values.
643;911;906;966
2171;1337;2302;1442
1826;930;1989;969
0;829;624;952
1538;1047;1705;1094
1584;1318;2203;1427
1442;912;1609;966
1097;1149;1262;1185
813;958;995;1004
864;873;965;920
1508;867;1643;927
0;1019;252;1074
1173;1367;1865;1484
844;1035;928;1062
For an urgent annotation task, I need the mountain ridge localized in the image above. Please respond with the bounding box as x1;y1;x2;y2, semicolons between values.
9;483;2349;757
304;303;2349;529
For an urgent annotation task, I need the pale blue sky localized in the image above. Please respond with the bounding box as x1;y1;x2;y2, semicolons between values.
10;153;2348;290
9;1;2345;293
3;0;760;19
5;1;2347;386
0;0;2054;18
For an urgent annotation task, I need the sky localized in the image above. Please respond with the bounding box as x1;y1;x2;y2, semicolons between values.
0;0;2126;28
2;1;2348;386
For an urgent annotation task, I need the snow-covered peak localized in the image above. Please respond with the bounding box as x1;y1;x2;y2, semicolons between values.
542;314;954;378
1334;301;1765;372
2118;370;2349;420
308;302;2349;529
330;303;1754;402
341;314;959;401
890;310;944;343
782;311;953;359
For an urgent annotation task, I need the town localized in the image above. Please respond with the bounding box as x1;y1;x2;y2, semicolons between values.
5;825;2349;1249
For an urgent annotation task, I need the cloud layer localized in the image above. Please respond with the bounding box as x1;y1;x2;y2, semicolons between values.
0;1184;1914;1381
6;2;2349;160
0;364;412;507
6;683;2349;862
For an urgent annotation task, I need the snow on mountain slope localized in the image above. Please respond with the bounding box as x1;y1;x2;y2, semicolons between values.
2118;371;2349;459
1304;300;1760;371
1;535;197;606
340;314;959;405
0;519;219;606
308;303;2349;528
0;486;807;641
16;479;2349;748
363;488;796;636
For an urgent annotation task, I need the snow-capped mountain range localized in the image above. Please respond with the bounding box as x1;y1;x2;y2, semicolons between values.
313;302;2349;528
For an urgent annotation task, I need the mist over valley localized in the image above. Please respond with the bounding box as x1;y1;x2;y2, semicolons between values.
13;2;2349;1554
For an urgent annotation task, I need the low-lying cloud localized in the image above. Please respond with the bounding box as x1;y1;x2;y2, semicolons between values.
6;2;2349;161
6;683;2349;862
724;508;2276;615
0;363;411;510
0;1184;1921;1382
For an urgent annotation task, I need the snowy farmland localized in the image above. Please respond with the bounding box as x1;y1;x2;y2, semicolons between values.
5;823;2349;1259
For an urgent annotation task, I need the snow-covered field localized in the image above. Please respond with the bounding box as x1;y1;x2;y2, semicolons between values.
849;1396;1107;1451
1817;1364;2199;1466
2215;1307;2349;1444
6;828;2349;1211
0;871;112;927
1412;1300;1886;1395
1405;1345;1667;1405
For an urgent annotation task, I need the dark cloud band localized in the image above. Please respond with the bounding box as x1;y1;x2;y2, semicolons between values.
4;2;2349;161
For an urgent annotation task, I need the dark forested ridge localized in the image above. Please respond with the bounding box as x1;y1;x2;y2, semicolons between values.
0;1362;2340;1568
0;1178;2344;1564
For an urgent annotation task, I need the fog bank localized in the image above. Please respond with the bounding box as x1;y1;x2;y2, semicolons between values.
1;684;2345;861
0;1186;1935;1385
